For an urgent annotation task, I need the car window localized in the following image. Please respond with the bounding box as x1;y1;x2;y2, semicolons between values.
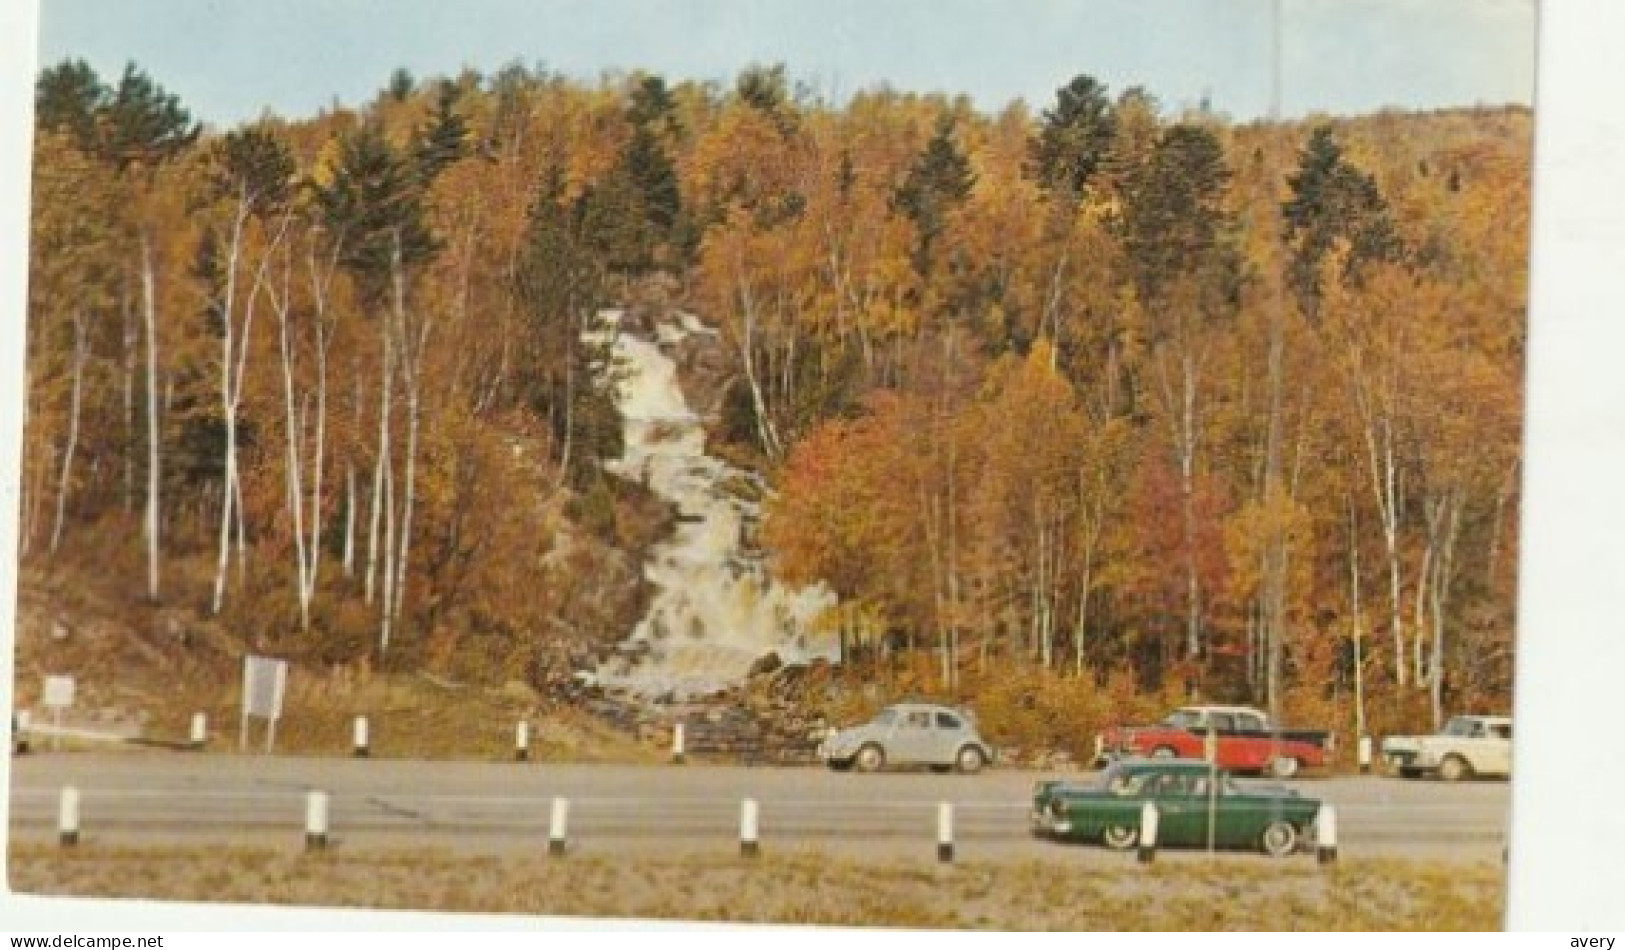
935;712;962;730
1148;773;1192;797
1237;713;1265;731
1490;723;1512;740
1164;710;1200;729
1108;773;1149;797
904;711;931;729
1443;717;1473;737
1211;713;1235;732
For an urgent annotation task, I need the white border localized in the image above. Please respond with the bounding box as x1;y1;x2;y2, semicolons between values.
5;0;1624;934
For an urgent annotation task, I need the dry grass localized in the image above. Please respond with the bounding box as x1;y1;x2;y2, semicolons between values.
8;844;1504;930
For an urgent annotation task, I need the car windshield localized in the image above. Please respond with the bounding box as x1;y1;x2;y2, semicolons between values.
1163;710;1202;729
870;709;898;727
1442;717;1477;737
1103;770;1150;797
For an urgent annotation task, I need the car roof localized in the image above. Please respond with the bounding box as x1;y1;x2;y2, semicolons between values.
1177;705;1268;717
1107;757;1224;775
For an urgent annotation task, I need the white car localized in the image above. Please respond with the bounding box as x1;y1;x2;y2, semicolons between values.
1381;714;1512;781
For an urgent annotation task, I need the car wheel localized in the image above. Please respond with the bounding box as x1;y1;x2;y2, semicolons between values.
1269;756;1301;779
955;745;986;774
855;743;886;773
1150;746;1177;759
1261;820;1299;857
1102;824;1139;851
1438;754;1472;782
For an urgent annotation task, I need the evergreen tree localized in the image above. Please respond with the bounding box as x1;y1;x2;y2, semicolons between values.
895;114;976;279
35;58;107;152
516;167;620;478
1282;126;1402;313
1030;74;1117;199
101;63;199;169
1121;123;1237;302
628;74;679;134
209;126;295;214
312;122;438;299
413;81;470;184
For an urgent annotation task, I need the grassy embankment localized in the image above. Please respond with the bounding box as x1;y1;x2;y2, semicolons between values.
9;844;1503;930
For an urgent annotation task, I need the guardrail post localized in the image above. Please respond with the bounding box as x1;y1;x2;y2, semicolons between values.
672;722;686;765
1138;802;1158;865
189;712;208;749
937;802;955;863
515;721;531;762
305;790;330;850
352;716;370;758
1317;804;1339;866
1358;736;1373;774
548;797;569;856
13;710;30;755
58;786;80;847
739;798;760;858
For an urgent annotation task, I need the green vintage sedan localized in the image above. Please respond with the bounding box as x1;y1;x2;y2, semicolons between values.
1031;758;1322;857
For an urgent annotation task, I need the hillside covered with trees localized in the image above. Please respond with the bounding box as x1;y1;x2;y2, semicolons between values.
16;58;1529;751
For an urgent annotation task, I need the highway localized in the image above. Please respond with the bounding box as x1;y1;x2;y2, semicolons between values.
6;752;1510;861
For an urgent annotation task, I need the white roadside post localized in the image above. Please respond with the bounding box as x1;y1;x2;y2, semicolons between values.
305;791;330;851
13;710;30;754
1317;804;1339;866
740;798;760;858
58;786;80;847
1138;802;1158;865
937;802;955;863
672;722;686;765
189;712;208;749
1358;736;1373;775
515;721;531;762
352;716;370;758
548;797;569;856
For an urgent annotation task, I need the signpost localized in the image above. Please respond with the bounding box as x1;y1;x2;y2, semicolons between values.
42;676;75;751
240;656;288;753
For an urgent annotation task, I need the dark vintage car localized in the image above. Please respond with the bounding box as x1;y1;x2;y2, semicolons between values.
1031;758;1322;856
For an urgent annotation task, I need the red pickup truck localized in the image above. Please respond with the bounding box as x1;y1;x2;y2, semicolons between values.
1095;705;1333;778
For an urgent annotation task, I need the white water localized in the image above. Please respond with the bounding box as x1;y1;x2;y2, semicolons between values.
586;310;837;698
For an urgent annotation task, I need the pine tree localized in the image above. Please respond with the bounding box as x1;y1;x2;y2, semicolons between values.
1282;126;1402;313
312;122;438;299
35;59;107;153
895;114;976;280
1030;74;1116;199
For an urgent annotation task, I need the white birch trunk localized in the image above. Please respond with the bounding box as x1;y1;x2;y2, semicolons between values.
49;311;89;555
390;241;430;633
140;234;162;602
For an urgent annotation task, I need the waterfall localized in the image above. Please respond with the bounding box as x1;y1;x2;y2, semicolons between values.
585;309;837;699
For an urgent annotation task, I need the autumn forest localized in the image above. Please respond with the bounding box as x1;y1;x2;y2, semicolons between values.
18;59;1530;750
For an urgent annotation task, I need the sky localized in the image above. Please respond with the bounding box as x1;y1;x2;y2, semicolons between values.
31;0;1537;128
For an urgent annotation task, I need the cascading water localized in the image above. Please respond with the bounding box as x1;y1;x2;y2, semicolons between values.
585;309;837;699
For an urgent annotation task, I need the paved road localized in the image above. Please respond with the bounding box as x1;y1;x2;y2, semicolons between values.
6;752;1510;861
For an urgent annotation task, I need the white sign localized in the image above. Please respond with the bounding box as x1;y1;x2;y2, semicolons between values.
42;676;75;710
242;656;288;720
